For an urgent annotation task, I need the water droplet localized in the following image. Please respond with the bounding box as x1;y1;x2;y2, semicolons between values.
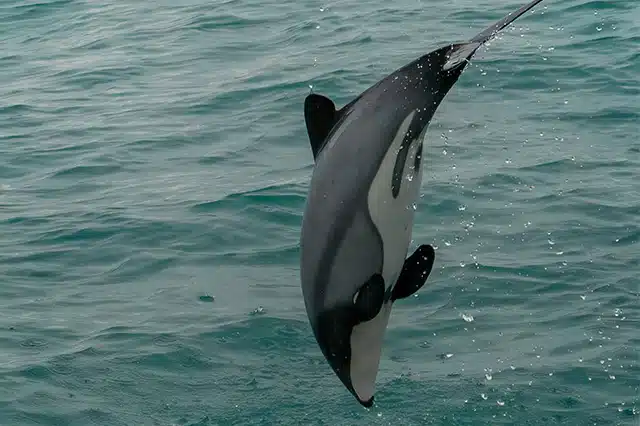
446;353;453;359
458;205;466;211
609;375;615;380
497;400;505;406
596;26;602;32
485;373;492;381
199;295;215;302
462;314;474;323
481;393;488;400
580;295;586;300
460;261;466;268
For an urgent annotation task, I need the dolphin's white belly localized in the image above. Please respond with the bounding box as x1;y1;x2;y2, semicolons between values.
367;109;425;290
348;110;426;402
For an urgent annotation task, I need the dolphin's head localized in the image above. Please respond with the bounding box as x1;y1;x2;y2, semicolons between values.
301;196;391;407
312;268;395;408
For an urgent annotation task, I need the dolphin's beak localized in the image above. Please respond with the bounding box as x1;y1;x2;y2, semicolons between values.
356;394;375;407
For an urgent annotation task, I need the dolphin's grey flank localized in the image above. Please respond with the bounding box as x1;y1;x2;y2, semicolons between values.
299;0;546;407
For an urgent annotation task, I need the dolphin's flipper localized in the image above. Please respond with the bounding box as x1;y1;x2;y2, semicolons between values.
353;273;386;323
304;94;338;159
443;0;545;71
391;244;435;301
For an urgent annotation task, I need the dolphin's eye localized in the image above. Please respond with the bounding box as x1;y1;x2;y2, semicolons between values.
352;273;386;323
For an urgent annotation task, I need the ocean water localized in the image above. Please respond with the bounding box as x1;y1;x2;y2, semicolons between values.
0;0;638;424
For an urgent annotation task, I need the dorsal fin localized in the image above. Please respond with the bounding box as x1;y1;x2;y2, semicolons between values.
303;93;341;160
304;93;337;159
303;92;364;159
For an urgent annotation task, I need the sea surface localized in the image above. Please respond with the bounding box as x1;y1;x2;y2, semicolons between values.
0;0;638;425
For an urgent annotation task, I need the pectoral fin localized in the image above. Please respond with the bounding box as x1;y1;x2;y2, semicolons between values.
391;244;435;301
353;273;386;323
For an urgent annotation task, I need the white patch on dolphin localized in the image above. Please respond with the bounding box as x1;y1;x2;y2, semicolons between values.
349;109;426;402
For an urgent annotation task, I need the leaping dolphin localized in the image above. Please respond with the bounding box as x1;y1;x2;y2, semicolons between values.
300;0;545;407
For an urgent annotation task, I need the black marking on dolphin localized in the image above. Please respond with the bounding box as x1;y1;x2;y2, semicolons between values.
391;244;435;301
390;116;424;199
300;0;546;407
391;141;410;199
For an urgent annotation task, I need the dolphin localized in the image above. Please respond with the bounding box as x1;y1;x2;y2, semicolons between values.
300;0;545;407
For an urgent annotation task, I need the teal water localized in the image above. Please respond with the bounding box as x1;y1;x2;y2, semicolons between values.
1;0;638;424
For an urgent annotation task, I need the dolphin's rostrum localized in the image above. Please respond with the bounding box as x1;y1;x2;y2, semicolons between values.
300;0;546;407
